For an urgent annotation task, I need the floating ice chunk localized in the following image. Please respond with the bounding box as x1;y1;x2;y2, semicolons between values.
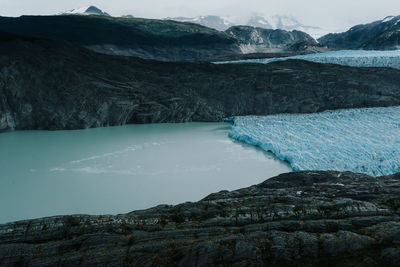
228;106;400;177
216;50;400;69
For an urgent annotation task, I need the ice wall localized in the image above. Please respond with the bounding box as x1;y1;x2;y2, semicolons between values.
218;50;400;69
228;106;400;176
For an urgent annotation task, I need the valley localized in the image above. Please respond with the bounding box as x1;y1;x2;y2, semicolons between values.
0;5;400;266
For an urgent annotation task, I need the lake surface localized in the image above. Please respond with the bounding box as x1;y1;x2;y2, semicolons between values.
0;123;291;224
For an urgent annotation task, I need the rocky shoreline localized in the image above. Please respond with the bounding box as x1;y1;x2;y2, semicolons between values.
1;171;399;266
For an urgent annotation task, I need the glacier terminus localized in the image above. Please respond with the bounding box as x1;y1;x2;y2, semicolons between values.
218;50;400;69
228;106;400;177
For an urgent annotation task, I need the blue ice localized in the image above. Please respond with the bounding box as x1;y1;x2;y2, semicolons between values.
217;50;400;69
228;106;400;177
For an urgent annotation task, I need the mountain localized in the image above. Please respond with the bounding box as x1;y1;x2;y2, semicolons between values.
165;15;235;31
266;15;326;39
0;15;320;61
247;15;323;36
168;14;326;38
0;15;240;61
61;5;111;17
1;31;400;131
225;26;318;53
121;15;134;18
318;15;400;50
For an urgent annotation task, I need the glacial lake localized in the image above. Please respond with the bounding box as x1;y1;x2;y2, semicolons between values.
0;123;291;224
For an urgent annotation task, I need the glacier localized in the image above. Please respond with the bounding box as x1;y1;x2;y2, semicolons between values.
228;106;400;177
217;50;400;69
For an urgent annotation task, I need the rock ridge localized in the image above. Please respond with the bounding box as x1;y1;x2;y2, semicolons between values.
1;171;400;266
1;35;400;132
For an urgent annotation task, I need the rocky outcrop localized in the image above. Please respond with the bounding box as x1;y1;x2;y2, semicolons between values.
287;40;329;53
1;171;400;266
226;25;317;53
1;34;400;131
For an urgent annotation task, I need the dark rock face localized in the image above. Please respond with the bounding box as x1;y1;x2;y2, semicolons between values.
318;15;400;50
1;35;400;131
1;171;400;266
364;29;400;50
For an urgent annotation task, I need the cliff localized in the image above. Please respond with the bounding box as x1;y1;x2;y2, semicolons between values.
1;35;400;131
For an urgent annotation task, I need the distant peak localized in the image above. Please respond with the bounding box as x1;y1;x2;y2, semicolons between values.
61;5;110;17
85;6;102;13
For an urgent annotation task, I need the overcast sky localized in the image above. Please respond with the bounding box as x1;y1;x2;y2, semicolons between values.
1;0;400;31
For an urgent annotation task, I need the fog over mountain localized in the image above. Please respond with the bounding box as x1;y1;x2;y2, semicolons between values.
2;0;400;33
167;14;327;38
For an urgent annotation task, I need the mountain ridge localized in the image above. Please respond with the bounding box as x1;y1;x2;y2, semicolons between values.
57;6;326;38
225;25;320;53
0;15;318;61
166;14;326;38
60;5;111;16
318;15;400;50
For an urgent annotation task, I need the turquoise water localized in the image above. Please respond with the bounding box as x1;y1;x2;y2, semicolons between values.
0;123;291;224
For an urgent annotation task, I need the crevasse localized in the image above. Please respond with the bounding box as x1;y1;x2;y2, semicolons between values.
228;106;400;177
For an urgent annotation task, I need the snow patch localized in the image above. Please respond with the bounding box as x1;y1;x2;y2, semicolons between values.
63;6;91;14
258;20;268;25
382;16;395;23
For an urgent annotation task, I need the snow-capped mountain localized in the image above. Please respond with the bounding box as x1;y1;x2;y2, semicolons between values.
164;15;235;31
60;7;325;37
61;6;110;17
225;25;318;53
246;15;273;29
167;14;327;38
266;15;325;38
